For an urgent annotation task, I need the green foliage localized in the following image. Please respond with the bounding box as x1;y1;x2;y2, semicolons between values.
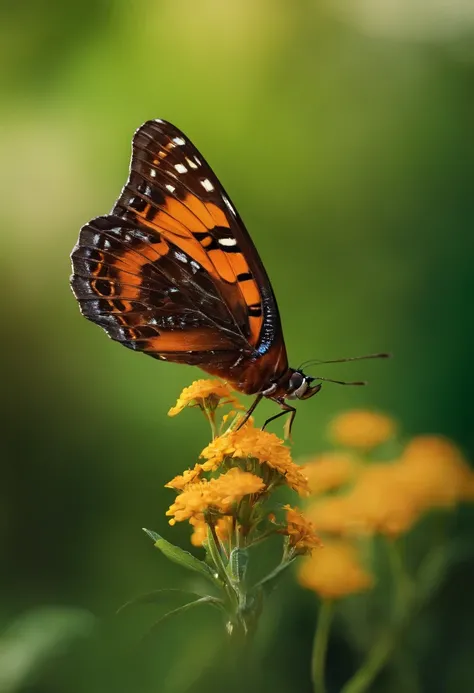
143;528;219;584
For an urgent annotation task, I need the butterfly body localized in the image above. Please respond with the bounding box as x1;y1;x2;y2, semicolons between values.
70;119;324;429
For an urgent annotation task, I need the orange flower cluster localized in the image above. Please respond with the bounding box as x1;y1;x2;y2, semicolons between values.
168;379;241;417
299;410;474;599
166;379;313;553
166;467;265;525
201;423;309;495
282;505;322;555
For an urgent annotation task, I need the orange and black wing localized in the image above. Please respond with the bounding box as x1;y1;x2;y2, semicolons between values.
70;119;288;393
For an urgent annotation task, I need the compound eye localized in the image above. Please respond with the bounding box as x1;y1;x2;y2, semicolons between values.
289;372;304;392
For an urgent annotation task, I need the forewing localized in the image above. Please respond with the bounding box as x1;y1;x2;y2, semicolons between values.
70;119;287;377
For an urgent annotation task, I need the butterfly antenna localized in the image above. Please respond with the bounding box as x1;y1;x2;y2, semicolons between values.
313;377;367;386
299;352;390;371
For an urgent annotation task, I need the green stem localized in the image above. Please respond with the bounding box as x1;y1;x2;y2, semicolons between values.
340;631;394;693
341;538;414;693
386;538;413;625
207;523;229;582
311;599;334;693
203;404;217;439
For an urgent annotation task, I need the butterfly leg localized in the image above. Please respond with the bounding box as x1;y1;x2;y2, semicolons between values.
237;393;264;430
262;399;296;437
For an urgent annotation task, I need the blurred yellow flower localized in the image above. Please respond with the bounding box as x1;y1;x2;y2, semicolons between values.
283;505;322;554
347;464;423;537
168;379;241;416
189;516;233;547
298;540;374;599
303;452;358;495
200;423;309;495
330;410;396;450
165;464;203;491
166;468;265;525
306;495;362;536
399;435;474;508
308;463;424;538
307;437;474;539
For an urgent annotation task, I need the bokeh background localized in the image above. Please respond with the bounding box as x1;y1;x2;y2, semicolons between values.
2;1;474;691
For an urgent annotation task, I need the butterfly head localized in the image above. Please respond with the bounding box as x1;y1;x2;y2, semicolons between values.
286;370;322;401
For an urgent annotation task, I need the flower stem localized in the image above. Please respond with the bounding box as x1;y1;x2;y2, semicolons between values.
311;599;334;693
340;631;394;693
340;539;414;693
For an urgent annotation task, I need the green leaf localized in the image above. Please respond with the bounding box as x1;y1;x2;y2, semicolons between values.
254;558;296;596
0;607;94;693
142;597;225;642
116;588;205;615
229;548;249;584
143;528;218;584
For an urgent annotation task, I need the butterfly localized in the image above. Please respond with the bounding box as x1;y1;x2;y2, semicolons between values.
70;119;387;433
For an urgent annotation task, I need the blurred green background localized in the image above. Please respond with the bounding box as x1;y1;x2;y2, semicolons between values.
1;1;474;691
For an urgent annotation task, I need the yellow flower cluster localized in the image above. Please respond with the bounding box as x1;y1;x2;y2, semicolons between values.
283;505;322;554
166;467;265;525
299;410;474;599
168;379;240;416
166;379;312;551
201;424;310;495
307;436;474;539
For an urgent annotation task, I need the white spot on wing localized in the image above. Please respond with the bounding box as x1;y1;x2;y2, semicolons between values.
165;184;175;193
173;136;186;146
224;196;236;215
186;157;198;170
148;317;157;325
175;251;188;263
201;178;214;192
150;169;156;178
175;163;187;174
218;237;237;247
190;260;200;273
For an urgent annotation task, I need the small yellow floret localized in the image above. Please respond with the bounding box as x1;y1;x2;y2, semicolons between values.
168;379;241;416
298;540;374;599
165;464;203;491
166;468;265;525
283;505;322;554
189;516;233;547
200;423;309;495
330;410;396;450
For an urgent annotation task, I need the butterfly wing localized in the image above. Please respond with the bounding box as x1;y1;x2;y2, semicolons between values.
70;119;288;393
